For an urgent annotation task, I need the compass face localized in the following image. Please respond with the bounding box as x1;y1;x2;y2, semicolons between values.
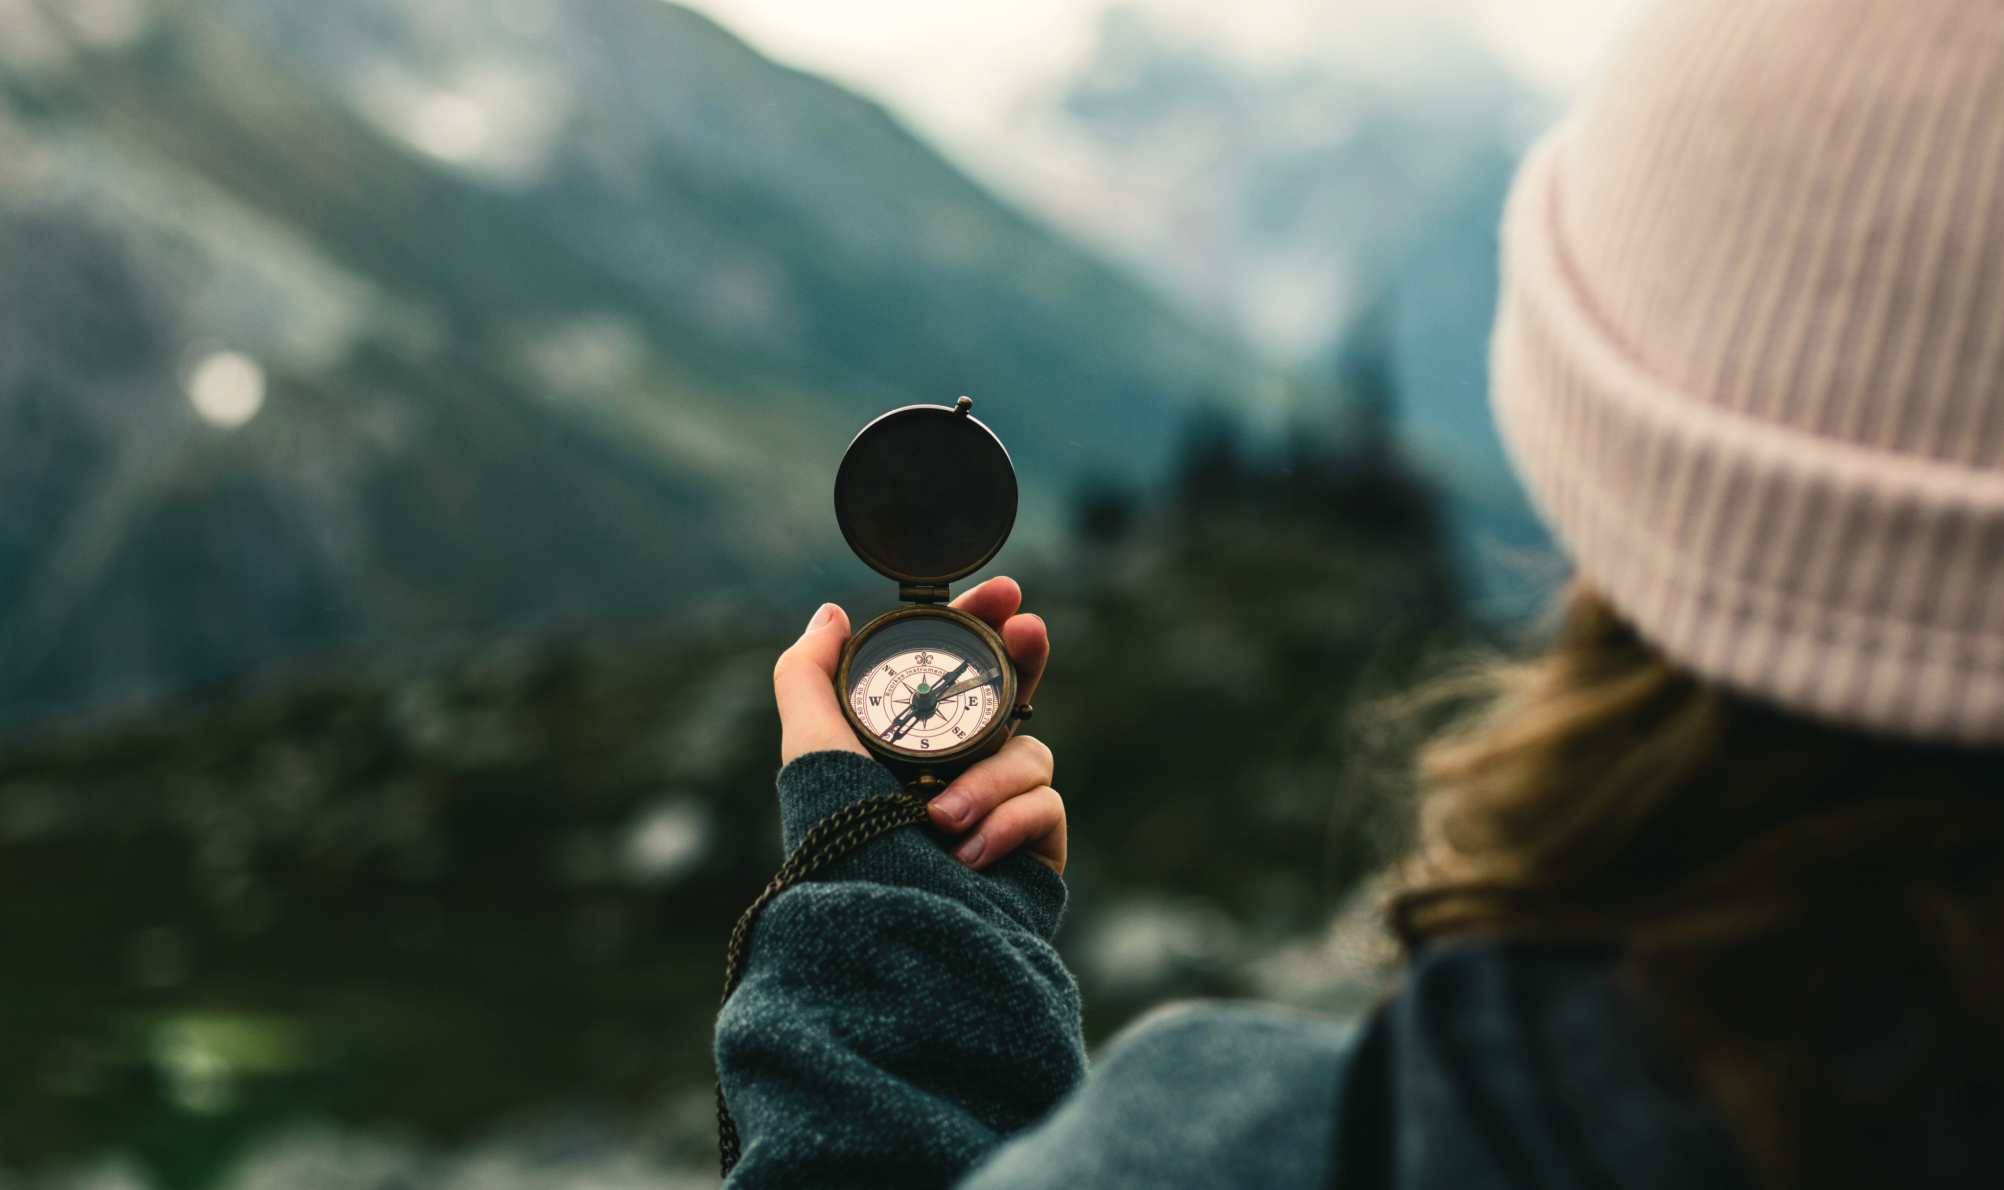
845;615;1005;756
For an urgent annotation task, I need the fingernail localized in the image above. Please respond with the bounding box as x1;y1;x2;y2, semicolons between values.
954;834;986;866
805;603;837;631
933;790;970;825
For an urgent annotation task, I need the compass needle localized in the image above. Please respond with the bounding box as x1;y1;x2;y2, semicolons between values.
850;638;1007;754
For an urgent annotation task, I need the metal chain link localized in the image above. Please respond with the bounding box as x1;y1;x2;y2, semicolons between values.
715;789;932;1175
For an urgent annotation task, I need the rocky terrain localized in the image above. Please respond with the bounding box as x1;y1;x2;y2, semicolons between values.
0;407;1461;1187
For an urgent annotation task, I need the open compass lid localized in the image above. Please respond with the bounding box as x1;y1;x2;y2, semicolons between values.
834;398;1017;592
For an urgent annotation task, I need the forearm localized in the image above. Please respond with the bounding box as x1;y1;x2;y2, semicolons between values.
714;751;1087;1189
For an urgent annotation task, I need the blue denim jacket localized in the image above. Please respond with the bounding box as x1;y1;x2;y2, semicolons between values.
714;751;1747;1189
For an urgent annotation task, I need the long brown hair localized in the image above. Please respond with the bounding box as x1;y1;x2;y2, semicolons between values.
1393;586;2004;1189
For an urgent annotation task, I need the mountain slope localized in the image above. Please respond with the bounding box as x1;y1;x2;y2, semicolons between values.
0;0;1252;721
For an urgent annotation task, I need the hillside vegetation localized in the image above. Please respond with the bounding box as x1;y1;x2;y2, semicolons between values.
0;413;1464;1187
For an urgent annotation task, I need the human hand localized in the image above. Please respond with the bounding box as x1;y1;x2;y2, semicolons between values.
771;576;1063;873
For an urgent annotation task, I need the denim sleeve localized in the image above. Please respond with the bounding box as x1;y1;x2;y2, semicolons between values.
714;750;1087;1190
956;1003;1360;1190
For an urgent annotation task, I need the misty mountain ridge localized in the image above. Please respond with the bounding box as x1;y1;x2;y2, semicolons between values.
1010;6;1559;610
0;0;1254;722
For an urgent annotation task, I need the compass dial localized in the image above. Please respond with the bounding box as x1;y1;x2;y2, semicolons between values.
844;616;1006;757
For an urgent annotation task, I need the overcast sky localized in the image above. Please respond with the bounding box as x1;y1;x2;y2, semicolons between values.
668;0;1648;366
673;0;1646;166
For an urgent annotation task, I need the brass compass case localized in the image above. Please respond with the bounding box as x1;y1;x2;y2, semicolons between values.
831;398;1023;788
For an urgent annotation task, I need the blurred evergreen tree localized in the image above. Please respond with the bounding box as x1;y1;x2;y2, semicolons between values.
1334;295;1399;463
1032;362;1463;1031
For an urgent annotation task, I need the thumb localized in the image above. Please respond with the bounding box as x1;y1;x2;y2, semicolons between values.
775;603;868;762
789;602;848;674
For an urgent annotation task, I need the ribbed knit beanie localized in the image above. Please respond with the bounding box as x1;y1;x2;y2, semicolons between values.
1492;0;2004;743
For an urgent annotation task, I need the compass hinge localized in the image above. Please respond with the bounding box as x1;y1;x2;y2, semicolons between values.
899;583;951;603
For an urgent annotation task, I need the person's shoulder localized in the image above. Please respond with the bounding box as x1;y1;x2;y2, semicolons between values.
1389;939;1749;1190
1394;937;1647;1061
960;1001;1361;1190
1401;936;1620;1011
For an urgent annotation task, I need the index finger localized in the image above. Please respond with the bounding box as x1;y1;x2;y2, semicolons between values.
950;576;1022;629
1001;614;1048;709
952;577;1048;707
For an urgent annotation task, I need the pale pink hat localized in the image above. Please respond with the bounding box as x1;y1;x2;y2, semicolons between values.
1492;0;2004;743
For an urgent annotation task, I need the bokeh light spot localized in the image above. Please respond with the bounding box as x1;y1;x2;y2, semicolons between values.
411;93;490;162
621;799;712;886
186;350;266;428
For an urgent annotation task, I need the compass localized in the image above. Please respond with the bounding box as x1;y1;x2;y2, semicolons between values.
832;397;1028;788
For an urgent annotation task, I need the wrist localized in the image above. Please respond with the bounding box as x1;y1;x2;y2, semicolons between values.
779;727;869;765
775;750;905;852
